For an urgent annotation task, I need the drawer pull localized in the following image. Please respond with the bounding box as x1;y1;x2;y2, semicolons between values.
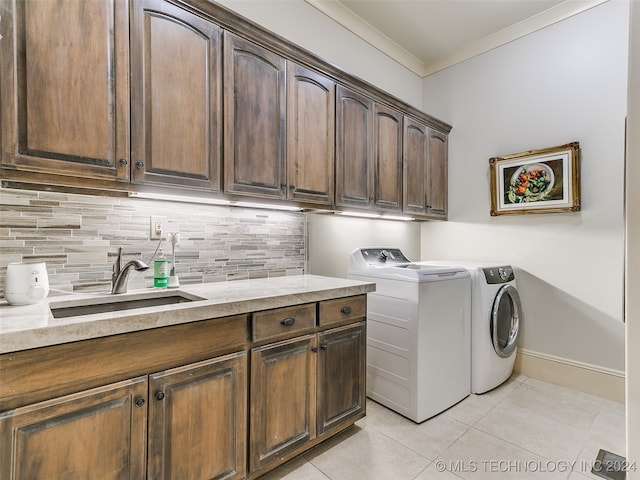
155;391;165;401
135;397;145;407
280;317;296;327
340;306;352;314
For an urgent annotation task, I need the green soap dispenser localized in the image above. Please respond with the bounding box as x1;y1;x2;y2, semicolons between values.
154;254;169;288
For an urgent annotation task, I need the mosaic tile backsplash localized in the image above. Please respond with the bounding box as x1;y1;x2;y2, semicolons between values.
0;186;307;296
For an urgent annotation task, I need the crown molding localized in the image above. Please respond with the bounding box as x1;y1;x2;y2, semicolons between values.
305;0;609;77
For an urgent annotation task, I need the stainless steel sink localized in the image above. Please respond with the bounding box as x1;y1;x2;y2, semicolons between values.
50;293;201;319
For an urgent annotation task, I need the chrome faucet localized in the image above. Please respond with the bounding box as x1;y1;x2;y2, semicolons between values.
111;247;149;294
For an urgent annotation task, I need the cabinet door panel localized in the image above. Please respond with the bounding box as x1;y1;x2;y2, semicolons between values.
374;104;403;210
250;335;316;472
148;352;247;480
287;62;335;204
317;323;366;435
0;377;147;480
224;32;286;198
403;117;428;214
335;86;373;207
131;0;221;191
427;130;448;217
0;0;129;181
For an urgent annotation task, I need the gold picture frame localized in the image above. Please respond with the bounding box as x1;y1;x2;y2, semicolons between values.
489;142;580;216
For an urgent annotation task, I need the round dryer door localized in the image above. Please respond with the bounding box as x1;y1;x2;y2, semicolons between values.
491;284;521;358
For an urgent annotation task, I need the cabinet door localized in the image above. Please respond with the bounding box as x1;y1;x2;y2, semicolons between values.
317;322;366;436
335;85;374;208
373;104;403;211
148;352;247;480
403;117;429;215
130;0;222;191
250;335;316;473
427;129;448;218
287;62;335;205
0;377;147;480
224;32;286;199
0;0;130;182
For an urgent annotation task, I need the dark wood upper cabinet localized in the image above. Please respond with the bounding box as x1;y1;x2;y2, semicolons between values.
403;117;429;215
336;86;403;212
335;85;374;208
286;62;336;205
224;32;287;199
0;0;130;182
0;0;450;219
373;104;403;211
403;118;449;218
130;0;222;191
427;129;448;217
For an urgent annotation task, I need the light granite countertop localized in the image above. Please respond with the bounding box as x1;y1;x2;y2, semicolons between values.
0;274;375;354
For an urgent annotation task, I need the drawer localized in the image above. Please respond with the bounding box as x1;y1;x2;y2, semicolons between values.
252;303;316;341
318;295;366;326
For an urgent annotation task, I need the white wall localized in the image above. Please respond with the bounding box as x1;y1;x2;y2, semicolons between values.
215;0;423;109
307;214;421;278
420;0;628;372
626;0;640;472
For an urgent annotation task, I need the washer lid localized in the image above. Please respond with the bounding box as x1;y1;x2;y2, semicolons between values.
348;247;467;281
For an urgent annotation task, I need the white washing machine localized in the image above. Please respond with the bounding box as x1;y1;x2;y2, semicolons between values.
418;260;522;394
347;247;471;423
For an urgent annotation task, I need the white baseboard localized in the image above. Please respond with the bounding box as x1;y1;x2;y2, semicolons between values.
514;349;625;403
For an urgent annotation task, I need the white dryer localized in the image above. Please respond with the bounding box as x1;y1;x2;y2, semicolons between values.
418;261;522;394
347;248;471;423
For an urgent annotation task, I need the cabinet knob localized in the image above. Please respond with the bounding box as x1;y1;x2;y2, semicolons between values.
119;158;128;166
280;317;296;327
320;343;328;350
135;397;145;407
340;306;352;314
136;161;145;169
155;391;165;401
289;184;296;190
311;346;318;353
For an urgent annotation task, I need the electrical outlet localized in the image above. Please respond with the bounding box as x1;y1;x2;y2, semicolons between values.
150;216;166;240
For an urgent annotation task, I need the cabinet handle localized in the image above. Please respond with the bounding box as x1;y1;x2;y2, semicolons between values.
340;306;352;315
119;158;128;166
155;391;165;401
289;184;296;190
320;343;327;350
136;161;145;169
311;346;318;353
135;397;145;407
280;317;295;327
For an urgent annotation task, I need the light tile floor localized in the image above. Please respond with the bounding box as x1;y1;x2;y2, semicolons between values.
260;375;626;480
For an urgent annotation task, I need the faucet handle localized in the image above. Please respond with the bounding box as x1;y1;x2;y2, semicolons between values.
113;247;123;274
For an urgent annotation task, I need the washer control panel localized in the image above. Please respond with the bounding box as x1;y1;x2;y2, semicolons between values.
483;266;514;284
359;248;411;265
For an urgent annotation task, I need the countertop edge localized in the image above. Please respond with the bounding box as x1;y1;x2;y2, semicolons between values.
0;275;375;354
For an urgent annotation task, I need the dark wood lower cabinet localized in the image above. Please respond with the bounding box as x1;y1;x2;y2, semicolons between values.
249;320;366;477
0;377;148;480
148;353;247;480
0;295;368;480
317;323;366;435
250;335;316;473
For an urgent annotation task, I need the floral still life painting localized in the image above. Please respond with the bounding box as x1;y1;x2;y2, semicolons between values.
489;142;580;216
